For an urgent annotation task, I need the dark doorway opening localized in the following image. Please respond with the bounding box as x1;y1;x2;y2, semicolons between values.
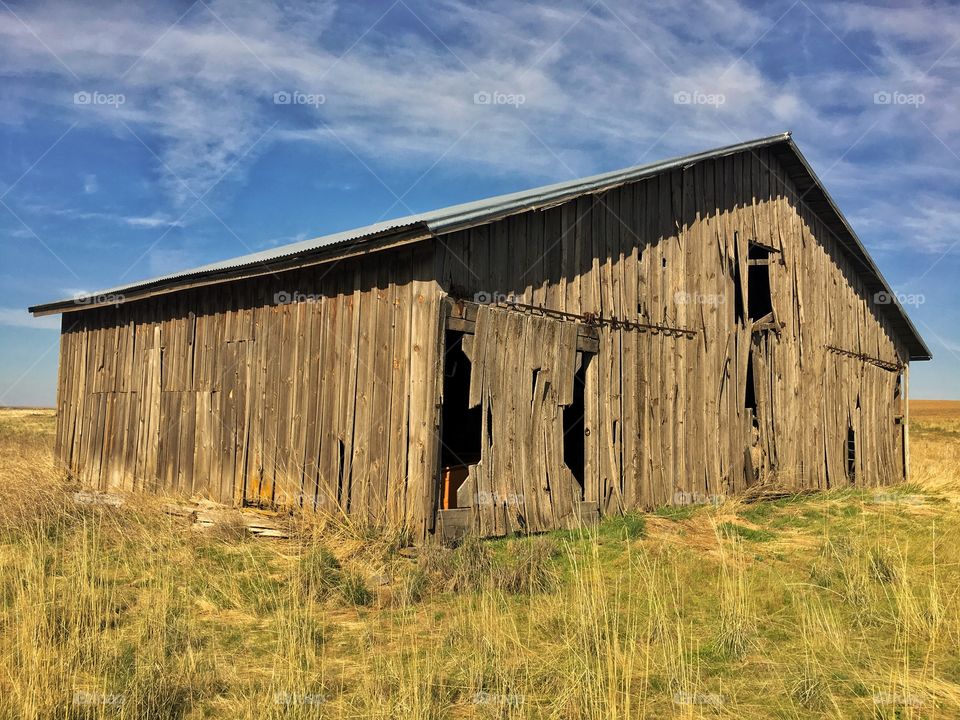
846;425;856;483
563;352;591;494
747;243;773;320
439;331;482;508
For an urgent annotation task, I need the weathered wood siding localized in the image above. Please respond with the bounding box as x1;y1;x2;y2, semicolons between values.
52;147;911;538
433;149;908;515
457;305;585;536
54;247;444;537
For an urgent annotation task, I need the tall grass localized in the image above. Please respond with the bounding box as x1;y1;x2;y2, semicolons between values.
0;407;959;718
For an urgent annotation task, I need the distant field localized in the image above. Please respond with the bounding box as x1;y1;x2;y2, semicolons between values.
0;404;958;719
910;399;960;419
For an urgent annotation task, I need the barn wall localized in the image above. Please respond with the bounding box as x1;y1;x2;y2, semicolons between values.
51;146;913;539
53;246;444;538
433;148;909;514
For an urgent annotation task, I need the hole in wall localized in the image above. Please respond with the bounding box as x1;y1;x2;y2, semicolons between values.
846;426;856;483
337;439;347;509
744;350;757;414
563;352;590;494
439;331;482;509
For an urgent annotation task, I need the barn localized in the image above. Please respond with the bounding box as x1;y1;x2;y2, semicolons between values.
30;132;931;542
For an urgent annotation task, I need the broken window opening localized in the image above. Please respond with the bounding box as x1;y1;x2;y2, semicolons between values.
439;331;482;509
747;243;773;320
846;426;856;484
563;352;591;493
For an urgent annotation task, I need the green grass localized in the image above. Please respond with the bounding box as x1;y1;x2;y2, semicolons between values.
719;521;776;542
597;511;647;540
653;504;701;521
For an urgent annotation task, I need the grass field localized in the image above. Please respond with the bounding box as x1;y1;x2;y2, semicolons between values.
1;402;959;719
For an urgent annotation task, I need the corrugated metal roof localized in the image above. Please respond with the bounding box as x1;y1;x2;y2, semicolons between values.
28;131;931;360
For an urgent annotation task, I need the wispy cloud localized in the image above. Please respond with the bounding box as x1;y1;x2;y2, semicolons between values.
0;307;59;330
20;203;185;229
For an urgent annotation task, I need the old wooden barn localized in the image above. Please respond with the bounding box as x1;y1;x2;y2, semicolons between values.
31;132;931;541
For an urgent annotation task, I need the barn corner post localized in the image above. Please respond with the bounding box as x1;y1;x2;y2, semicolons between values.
426;295;450;541
903;363;911;483
53;312;69;474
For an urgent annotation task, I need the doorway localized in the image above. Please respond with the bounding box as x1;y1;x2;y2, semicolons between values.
439;330;482;509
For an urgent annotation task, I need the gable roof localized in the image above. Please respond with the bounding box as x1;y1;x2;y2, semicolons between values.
29;132;931;360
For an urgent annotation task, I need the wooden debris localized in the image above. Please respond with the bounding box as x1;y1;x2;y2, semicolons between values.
163;498;289;538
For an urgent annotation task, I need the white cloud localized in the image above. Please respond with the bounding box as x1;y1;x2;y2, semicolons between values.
83;174;98;194
122;214;185;229
0;0;959;251
0;0;852;203
0;307;60;330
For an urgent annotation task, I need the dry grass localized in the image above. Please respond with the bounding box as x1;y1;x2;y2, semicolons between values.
0;402;958;718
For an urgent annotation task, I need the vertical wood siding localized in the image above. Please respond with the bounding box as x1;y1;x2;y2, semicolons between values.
433;149;908;512
54;247;443;538
53;148;910;538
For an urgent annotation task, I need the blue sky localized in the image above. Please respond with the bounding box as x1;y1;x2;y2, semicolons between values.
1;0;958;406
